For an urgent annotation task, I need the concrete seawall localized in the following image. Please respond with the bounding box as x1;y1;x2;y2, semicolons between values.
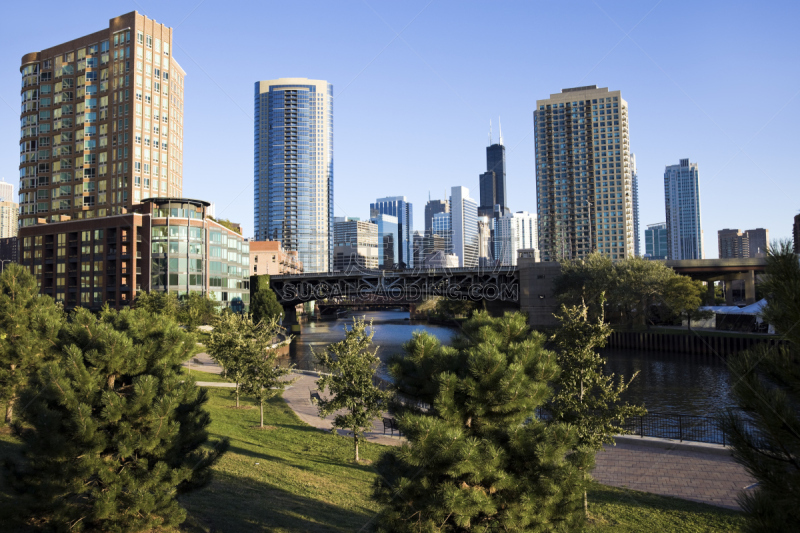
606;330;782;356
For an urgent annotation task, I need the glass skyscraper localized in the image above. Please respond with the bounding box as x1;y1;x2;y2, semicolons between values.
370;196;413;268
450;186;478;268
370;214;399;269
254;78;333;273
664;158;704;260
644;222;668;260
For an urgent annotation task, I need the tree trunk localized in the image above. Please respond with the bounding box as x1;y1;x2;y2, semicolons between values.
583;471;589;518
260;400;264;428
354;432;359;462
5;397;14;424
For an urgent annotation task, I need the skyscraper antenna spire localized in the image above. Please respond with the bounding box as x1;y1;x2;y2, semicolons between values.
489;119;493;146
498;117;503;146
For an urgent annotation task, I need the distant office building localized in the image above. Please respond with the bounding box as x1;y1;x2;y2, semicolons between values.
423;251;458;269
664;158;704;260
0;237;18;264
746;228;769;257
794;214;800;254
644;222;668;260
333;218;378;271
0;180;12;202
250;240;303;276
535;86;634;261
254;77;333;273
370;213;398;269
631;153;640;256
19;198;250;311
370;196;413;268
19;12;186;228
0;201;18;239
495;211;537;266
450;186;478;268
432;212;452;255
424;199;448;236
478;121;508;218
412;231;424;267
477;216;492;265
718;229;749;259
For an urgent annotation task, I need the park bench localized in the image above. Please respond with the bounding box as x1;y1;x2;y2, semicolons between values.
309;390;322;405
383;417;402;436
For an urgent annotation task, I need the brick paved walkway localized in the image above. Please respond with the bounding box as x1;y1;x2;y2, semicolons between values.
283;373;405;447
593;441;753;510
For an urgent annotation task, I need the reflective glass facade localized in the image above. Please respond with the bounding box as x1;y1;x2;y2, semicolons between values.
254;78;333;273
149;199;249;310
370;214;398;269
369;196;413;268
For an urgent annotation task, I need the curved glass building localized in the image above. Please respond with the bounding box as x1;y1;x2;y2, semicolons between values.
254;78;333;273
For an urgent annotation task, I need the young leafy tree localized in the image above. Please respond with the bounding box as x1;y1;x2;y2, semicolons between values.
7;306;228;532
663;275;712;330
720;241;800;532
374;311;591;532
549;299;646;516
179;291;218;332
314;318;390;462
249;274;284;325
133;289;180;320
238;316;295;427
206;312;252;407
0;263;64;424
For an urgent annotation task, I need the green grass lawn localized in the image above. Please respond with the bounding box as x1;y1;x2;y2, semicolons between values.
1;384;746;532
181;367;229;383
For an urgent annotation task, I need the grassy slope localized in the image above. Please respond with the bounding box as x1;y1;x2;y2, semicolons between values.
1;378;746;532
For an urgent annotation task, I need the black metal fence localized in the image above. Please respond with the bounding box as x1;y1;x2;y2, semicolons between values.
620;412;749;446
536;408;755;446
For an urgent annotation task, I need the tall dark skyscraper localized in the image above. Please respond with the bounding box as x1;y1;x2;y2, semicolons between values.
479;121;508;217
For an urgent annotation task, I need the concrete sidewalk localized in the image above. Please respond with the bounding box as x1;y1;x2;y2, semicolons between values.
283;373;405;447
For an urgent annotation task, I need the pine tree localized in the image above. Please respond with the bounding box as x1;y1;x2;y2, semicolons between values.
314;318;390;462
7;306;228;532
720;241;800;531
237;316;295;428
206;312;253;407
0;263;64;424
549;300;646;516
374;312;591;532
250;275;284;325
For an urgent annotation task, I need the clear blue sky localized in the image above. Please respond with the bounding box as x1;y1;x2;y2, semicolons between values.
2;0;799;258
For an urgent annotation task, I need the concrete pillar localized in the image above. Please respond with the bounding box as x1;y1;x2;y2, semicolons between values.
744;270;756;304
283;304;302;335
724;280;734;306
706;281;716;305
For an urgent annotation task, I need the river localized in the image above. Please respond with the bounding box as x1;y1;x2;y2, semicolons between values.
285;310;735;418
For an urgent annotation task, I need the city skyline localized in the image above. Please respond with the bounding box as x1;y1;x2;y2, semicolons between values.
2;2;799;259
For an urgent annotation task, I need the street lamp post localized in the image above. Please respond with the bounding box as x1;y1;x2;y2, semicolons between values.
0;259;12;273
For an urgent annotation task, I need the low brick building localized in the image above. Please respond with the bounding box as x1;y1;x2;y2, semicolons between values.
19;198;250;311
249;240;303;276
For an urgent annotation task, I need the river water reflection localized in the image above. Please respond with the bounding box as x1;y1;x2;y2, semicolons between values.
286;310;734;418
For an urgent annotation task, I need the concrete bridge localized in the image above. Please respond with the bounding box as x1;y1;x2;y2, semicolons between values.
665;258;766;305
270;256;767;328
